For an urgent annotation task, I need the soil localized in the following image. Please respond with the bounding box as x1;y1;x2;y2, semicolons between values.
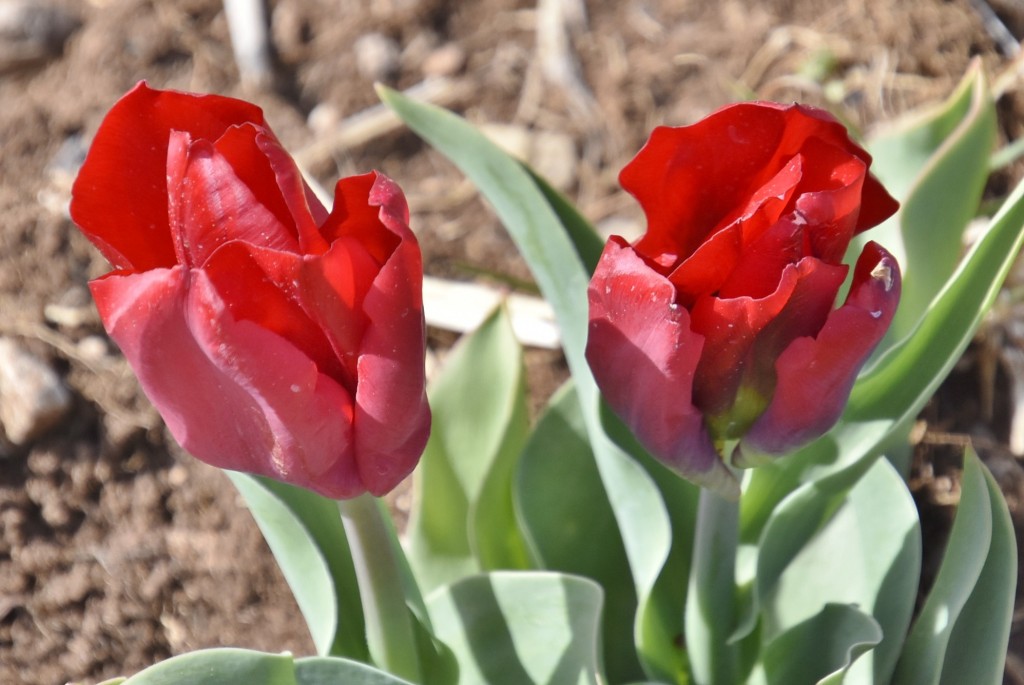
1;0;1024;683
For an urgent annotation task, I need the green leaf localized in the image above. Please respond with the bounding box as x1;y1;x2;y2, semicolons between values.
685;488;740;685
850;168;1024;425
228;473;364;659
408;305;531;593
515;382;644;681
760;458;920;684
937;451;1017;685
524;167;605;274
891;450;992;685
602;405;700;682
426;572;605;685
856;62;996;353
121;649;296;685
294;656;417;684
761;604;882;685
118;650;421;685
380;85;673;676
739;419;896;551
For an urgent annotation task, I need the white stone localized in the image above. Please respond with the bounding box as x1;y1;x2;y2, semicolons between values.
0;337;71;444
354;32;400;82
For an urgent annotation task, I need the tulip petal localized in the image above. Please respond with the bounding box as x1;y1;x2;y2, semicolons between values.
349;173;431;495
622;103;898;267
90;267;363;499
587;238;737;496
201;241;347;386
71;81;268;271
691;256;847;424
737;243;901;462
165;130;300;267
669;155;803;303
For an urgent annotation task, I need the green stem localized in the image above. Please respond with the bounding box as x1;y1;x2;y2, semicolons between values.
685;485;739;685
338;494;421;682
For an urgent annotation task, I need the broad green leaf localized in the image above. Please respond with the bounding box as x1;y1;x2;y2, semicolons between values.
525;167;605;274
121;649;296;685
603;406;700;682
856;62;996;352
761;604;882;685
850;170;1024;424
762;458;920;684
228;473;363;659
515;382;644;682
891;451;992;685
427;572;605;685
408;306;531;593
937;451;1017;685
739;419;895;546
118;650;420;685
295;656;416;684
380;85;672;677
686;488;741;685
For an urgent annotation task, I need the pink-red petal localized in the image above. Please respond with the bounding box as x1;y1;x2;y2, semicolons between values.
738;242;901;461
165;130;300;268
90;267;364;499
350;173;431;495
587;238;737;496
70;81;268;271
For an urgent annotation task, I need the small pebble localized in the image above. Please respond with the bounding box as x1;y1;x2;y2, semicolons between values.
354;32;400;81
422;42;465;77
0;337;71;445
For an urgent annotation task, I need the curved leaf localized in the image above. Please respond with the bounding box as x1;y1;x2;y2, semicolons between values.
121;649;296;685
408;306;531;593
891;450;992;685
762;604;882;685
937;451;1017;685
228;472;363;658
426;572;605;685
515;382;643;681
761;458;920;684
295;656;417;684
856;62;996;353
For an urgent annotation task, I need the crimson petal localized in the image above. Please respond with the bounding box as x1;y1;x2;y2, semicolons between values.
587;238;737;498
737;242;901;463
90;267;363;498
71;82;268;271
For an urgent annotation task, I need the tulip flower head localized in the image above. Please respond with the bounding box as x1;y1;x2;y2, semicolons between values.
71;82;430;500
587;102;901;497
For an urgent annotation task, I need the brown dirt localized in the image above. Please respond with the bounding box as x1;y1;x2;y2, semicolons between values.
1;0;1023;683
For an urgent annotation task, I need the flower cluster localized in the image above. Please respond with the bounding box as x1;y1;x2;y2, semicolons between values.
586;102;900;494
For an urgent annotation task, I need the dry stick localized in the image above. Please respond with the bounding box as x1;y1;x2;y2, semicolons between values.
968;0;1020;58
222;0;274;88
294;77;467;169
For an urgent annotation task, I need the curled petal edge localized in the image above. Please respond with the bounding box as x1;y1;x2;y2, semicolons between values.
734;242;901;466
587;238;738;499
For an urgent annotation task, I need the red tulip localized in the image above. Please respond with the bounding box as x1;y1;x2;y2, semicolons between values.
587;102;901;496
71;82;430;499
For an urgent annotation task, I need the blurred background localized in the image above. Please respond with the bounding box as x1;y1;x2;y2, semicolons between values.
1;0;1024;682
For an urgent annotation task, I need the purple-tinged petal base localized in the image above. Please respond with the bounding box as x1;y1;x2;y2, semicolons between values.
587;238;738;498
735;242;901;465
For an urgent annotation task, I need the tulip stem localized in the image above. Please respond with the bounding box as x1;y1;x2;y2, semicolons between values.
685;484;739;685
338;494;421;682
